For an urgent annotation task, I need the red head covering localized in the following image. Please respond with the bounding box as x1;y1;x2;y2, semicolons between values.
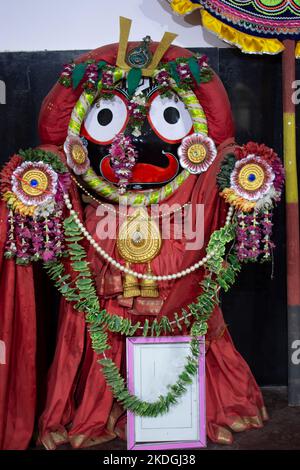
38;42;234;146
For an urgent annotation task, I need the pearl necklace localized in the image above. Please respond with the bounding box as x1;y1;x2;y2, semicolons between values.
64;193;234;281
71;175;191;221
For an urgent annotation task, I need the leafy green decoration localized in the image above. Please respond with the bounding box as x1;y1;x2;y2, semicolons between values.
97;60;107;81
99;337;200;417
188;57;201;84
72;63;87;89
43;213;240;417
127;68;142;97
168;61;181;86
216;153;237;191
19;148;68;173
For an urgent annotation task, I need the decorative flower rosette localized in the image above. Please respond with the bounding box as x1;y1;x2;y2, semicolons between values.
64;135;90;175
11;161;58;208
217;142;285;262
230;155;275;203
0;149;71;264
177;133;217;174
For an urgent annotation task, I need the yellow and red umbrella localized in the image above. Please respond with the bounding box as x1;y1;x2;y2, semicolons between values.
168;0;300;405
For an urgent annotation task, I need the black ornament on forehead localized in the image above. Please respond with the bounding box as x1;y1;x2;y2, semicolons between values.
126;36;153;69
115;77;158;99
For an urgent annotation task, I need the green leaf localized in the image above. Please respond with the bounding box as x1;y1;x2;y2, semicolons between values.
72;63;87;89
188;57;201;84
168;61;181;86
127;68;142;97
143;319;149;337
97;60;107;80
19;148;68;173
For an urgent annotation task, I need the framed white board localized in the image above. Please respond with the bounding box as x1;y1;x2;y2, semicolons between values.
126;335;206;450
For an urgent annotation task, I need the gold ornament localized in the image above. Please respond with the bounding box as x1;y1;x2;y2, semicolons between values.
140;262;160;298
116;16;177;77
71;144;87;164
117;208;162;298
187;144;207;164
117;208;161;264
21;170;49;196
122;263;141;298
238;163;265;191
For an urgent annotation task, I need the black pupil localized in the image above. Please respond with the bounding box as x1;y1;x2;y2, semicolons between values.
97;108;113;126
163;107;180;124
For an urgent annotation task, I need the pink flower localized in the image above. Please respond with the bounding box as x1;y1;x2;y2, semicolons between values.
102;69;114;87
155;70;170;87
109;133;138;193
176;63;191;81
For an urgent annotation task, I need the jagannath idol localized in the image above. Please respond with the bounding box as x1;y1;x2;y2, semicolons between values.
0;17;284;450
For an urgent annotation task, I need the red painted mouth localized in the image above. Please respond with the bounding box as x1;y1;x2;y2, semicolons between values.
100;152;179;184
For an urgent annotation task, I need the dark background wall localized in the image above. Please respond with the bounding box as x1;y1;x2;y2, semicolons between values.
0;47;299;386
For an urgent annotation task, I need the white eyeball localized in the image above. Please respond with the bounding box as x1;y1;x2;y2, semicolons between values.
82;92;129;144
147;92;193;143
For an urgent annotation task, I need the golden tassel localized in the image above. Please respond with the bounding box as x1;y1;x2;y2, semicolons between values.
140;262;159;298
123;263;140;298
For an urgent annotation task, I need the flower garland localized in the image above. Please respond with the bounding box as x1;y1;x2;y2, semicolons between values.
43;212;240;417
127;91;148;137
59;55;212;96
217;142;284;262
109;134;138;193
154;55;211;95
90;90;147;191
0;149;70;264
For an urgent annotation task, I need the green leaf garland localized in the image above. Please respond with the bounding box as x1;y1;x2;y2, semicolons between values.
19;148;68;173
216;153;236;191
43;213;240;417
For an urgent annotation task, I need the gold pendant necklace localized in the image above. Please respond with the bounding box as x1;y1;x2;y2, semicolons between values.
117;208;162;298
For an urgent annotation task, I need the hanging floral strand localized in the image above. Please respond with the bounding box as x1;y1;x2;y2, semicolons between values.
109;133;138;193
218;142;284;263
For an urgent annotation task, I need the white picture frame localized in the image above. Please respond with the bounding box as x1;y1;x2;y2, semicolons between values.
126;335;206;450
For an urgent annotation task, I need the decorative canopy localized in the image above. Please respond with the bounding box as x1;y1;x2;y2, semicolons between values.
169;0;300;56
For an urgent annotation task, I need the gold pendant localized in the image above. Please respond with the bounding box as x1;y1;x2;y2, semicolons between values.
117;208;162;298
117;208;161;264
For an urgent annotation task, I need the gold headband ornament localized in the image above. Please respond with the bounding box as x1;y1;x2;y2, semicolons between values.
116;16;178;76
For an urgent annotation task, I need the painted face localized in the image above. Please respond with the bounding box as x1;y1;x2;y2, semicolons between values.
80;78;193;190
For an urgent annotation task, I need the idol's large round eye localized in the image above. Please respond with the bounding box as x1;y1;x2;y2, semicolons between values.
81;92;129;144
147;92;193;143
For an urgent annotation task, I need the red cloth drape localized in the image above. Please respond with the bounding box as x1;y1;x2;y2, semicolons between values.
37;140;267;448
0;60;267;446
0;200;37;450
